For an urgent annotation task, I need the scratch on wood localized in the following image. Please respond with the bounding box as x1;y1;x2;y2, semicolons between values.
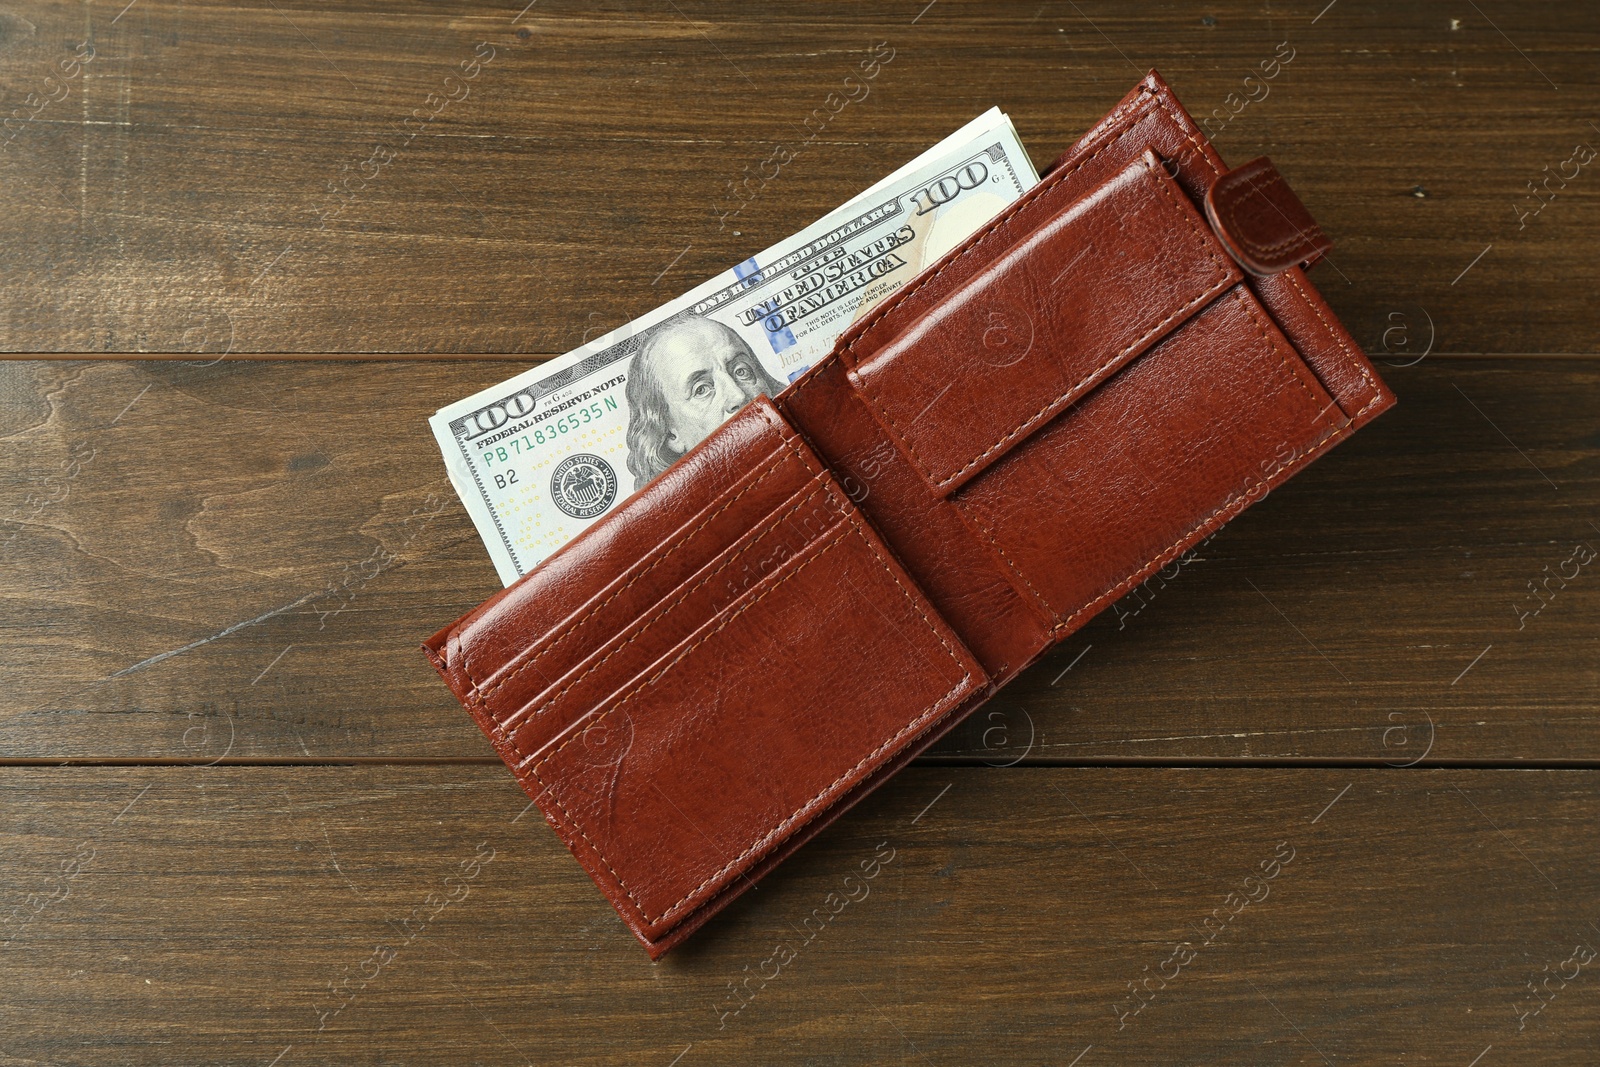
911;782;952;824
1451;643;1492;686
1311;782;1351;824
251;645;294;686
109;592;321;679
1450;785;1560;892
112;783;152;823
321;821;369;902
110;383;152;425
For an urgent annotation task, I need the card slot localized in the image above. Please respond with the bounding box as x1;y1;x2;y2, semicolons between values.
501;473;848;757
520;497;985;939
467;443;795;712
448;399;825;726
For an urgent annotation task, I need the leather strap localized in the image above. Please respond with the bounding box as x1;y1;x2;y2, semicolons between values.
1203;156;1331;275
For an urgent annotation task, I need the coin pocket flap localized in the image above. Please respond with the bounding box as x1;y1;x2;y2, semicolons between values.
846;149;1242;497
953;282;1349;629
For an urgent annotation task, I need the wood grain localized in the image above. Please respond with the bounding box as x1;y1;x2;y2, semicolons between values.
1;765;1594;1065
2;3;1598;1062
0;0;1595;355
2;358;1595;762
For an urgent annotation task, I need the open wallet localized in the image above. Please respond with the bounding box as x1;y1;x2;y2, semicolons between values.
422;70;1395;958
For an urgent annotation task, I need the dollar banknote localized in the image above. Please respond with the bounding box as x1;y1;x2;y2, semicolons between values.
431;110;1040;585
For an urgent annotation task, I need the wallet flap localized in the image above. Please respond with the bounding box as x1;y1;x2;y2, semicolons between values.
845;149;1241;497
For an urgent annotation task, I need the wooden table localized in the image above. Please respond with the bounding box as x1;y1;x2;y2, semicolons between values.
3;1;1597;1062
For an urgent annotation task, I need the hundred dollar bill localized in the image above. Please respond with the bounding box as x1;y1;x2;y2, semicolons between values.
431;110;1039;585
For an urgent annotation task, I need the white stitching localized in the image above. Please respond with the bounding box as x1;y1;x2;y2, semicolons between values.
1284;269;1382;414
1218;169;1321;259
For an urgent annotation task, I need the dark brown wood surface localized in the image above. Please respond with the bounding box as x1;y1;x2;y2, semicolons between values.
4;766;1598;1066
2;0;1598;1063
0;0;1595;356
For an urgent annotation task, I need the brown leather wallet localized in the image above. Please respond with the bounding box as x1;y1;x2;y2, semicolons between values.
423;71;1395;958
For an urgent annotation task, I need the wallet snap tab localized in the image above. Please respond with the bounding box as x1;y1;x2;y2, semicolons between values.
1203;156;1332;276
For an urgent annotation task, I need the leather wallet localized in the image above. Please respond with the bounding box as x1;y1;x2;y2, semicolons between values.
423;71;1395;958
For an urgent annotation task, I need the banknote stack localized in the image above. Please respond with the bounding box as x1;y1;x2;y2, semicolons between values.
431;109;1039;585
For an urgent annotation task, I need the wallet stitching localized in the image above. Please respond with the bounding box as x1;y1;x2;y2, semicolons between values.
818;474;974;689
530;495;973;929
467;440;798;716
1162;97;1225;183
1229;287;1332;416
502;472;838;743
975;518;1052;614
1351;387;1388;419
1053;494;1242;636
1283;270;1382;413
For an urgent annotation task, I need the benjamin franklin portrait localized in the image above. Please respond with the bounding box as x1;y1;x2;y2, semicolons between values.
624;313;784;492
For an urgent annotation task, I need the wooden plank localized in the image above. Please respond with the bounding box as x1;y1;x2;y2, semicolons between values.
2;4;1592;1062
0;358;1595;762
0;0;1595;354
0;765;1594;1064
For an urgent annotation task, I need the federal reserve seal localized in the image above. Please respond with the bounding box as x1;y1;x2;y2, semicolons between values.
550;453;617;519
